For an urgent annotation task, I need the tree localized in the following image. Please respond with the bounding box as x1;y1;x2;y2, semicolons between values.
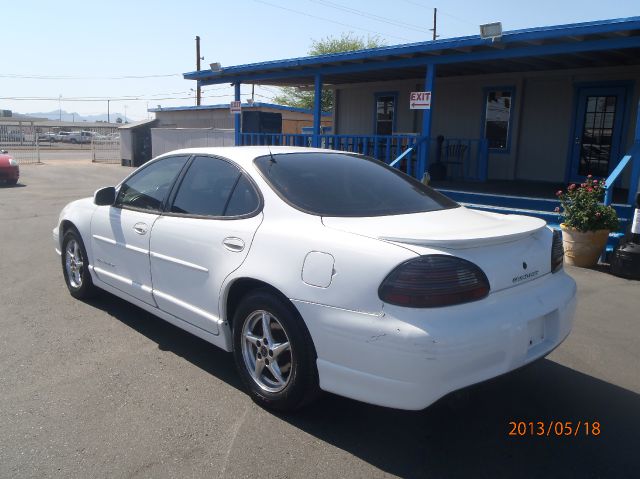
273;33;386;112
116;117;123;124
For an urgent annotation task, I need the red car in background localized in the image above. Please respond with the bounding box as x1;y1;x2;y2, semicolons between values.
0;150;19;185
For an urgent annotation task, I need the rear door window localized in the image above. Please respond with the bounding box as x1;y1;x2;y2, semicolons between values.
170;156;253;217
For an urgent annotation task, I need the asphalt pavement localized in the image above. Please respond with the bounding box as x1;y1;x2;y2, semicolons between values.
1;161;639;478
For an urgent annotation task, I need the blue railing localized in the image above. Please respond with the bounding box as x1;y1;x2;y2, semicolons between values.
240;132;425;176
604;141;640;206
437;138;489;182
239;132;489;181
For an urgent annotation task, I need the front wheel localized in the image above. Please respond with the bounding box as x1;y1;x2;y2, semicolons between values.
232;289;319;411
61;229;97;299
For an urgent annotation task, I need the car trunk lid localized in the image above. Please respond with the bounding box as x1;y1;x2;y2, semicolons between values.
322;206;551;293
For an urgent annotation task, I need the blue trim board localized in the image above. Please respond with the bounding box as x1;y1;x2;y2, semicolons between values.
194;36;640;87
480;86;516;155
148;102;331;116
185;17;640;82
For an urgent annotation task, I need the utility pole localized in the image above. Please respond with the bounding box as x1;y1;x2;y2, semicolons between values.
196;35;202;106
107;99;110;123
430;8;439;41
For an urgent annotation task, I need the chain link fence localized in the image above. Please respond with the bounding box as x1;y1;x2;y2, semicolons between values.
0;121;41;164
0;121;122;164
91;134;121;164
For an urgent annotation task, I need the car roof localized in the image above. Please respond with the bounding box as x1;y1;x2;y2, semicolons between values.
155;146;349;170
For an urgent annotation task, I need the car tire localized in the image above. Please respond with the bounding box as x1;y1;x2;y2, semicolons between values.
61;229;97;299
232;288;319;411
7;179;18;185
70;139;77;144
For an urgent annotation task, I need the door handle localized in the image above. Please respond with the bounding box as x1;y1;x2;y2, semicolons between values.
133;222;148;235
223;237;245;252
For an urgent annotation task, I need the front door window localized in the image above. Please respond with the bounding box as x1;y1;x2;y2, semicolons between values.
578;95;617;177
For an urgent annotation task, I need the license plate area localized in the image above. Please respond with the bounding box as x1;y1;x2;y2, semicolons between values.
527;317;546;348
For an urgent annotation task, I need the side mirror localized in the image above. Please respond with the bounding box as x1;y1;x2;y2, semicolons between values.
94;186;116;206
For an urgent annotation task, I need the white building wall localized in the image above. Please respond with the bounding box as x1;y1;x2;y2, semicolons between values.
334;65;640;185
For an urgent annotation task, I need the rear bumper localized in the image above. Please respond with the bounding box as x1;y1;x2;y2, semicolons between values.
293;270;576;410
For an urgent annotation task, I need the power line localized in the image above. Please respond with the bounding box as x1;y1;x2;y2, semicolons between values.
253;0;412;42
0;73;182;80
0;92;257;103
309;0;431;34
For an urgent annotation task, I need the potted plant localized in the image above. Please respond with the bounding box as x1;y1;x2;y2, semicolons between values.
556;176;619;267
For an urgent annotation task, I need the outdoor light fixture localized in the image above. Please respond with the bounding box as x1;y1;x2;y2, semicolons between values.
480;22;502;41
209;62;222;72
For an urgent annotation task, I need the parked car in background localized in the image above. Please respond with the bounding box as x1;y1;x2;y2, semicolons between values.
38;132;57;142
53;131;71;143
67;131;95;144
53;146;576;411
0;150;19;185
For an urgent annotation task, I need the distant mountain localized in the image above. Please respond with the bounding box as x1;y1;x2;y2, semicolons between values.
21;110;127;123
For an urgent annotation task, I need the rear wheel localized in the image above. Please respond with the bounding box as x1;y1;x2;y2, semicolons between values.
7;179;17;185
61;229;97;299
232;289;319;411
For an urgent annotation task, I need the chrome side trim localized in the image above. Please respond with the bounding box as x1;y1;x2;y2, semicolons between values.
150;251;209;273
153;289;223;325
92;234;149;255
93;266;153;294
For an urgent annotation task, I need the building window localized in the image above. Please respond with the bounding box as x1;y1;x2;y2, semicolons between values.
483;88;514;151
375;93;396;135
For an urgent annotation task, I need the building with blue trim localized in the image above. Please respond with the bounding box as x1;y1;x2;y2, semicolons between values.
184;16;640;248
185;17;639;199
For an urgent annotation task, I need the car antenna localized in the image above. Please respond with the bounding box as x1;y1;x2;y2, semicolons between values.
267;146;277;163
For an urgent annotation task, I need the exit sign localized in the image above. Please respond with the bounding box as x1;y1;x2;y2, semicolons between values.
230;101;242;114
410;91;432;109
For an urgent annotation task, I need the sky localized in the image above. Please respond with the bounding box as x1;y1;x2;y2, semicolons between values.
3;0;638;121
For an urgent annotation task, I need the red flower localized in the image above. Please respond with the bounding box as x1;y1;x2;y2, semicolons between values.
554;207;560;213
593;179;598;185
581;183;587;188
587;187;593;193
556;190;563;197
568;184;576;191
587;174;593;178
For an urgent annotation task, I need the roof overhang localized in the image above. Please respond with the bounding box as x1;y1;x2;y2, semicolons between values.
184;17;640;86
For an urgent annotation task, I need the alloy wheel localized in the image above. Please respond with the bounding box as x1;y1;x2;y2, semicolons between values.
241;310;292;393
65;239;84;289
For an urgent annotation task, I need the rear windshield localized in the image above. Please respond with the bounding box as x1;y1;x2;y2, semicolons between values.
254;152;458;217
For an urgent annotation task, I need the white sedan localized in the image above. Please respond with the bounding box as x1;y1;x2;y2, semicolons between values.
53;146;576;411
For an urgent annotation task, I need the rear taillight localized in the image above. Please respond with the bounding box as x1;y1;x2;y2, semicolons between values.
551;229;564;273
378;255;490;308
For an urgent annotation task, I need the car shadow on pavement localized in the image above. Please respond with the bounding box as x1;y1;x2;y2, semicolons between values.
282;360;640;478
85;293;244;391
87;293;640;479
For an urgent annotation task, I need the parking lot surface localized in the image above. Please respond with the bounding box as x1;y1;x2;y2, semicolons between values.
1;161;639;478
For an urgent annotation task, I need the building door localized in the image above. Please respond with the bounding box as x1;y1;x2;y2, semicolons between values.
569;86;627;182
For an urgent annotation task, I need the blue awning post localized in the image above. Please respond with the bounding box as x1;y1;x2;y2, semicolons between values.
418;64;436;178
234;83;241;146
313;74;323;148
629;101;640;204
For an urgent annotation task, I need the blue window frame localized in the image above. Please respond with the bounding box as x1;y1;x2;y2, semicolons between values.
481;86;515;153
374;92;398;135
